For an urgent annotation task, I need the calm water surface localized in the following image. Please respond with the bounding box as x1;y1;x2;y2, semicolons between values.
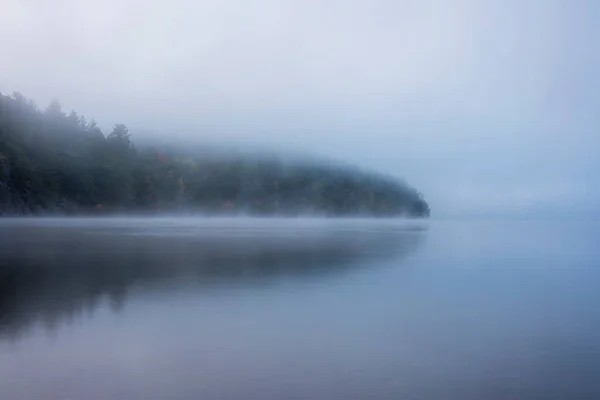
0;218;599;399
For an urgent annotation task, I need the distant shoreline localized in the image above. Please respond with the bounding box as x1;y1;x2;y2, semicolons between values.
0;91;430;219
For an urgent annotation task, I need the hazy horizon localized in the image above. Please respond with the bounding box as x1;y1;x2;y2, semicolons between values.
2;0;598;218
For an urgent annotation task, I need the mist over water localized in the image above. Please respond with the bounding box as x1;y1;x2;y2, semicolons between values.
0;218;425;339
1;0;599;398
1;218;599;400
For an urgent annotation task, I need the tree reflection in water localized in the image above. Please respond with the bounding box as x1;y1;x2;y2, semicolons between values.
0;218;426;339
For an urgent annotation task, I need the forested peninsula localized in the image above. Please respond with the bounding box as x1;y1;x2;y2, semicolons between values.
0;92;430;217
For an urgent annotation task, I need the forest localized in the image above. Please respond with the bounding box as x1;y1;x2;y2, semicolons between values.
0;92;430;217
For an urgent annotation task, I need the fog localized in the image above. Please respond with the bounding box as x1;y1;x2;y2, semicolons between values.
2;0;598;217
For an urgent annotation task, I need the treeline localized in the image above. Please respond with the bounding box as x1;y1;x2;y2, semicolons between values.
0;92;430;217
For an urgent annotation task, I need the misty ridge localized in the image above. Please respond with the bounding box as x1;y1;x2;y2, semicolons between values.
0;92;429;217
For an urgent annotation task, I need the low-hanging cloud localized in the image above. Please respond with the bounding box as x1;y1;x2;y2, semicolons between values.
1;0;598;216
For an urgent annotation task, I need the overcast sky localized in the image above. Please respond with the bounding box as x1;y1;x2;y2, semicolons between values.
1;0;598;217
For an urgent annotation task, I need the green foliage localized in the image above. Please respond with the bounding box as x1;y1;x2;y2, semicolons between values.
0;92;430;217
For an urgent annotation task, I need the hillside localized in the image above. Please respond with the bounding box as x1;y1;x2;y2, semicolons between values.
0;92;430;217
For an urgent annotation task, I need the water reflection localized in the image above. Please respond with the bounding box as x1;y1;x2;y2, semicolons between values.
0;218;426;339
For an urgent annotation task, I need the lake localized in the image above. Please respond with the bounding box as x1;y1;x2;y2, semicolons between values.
1;218;599;399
